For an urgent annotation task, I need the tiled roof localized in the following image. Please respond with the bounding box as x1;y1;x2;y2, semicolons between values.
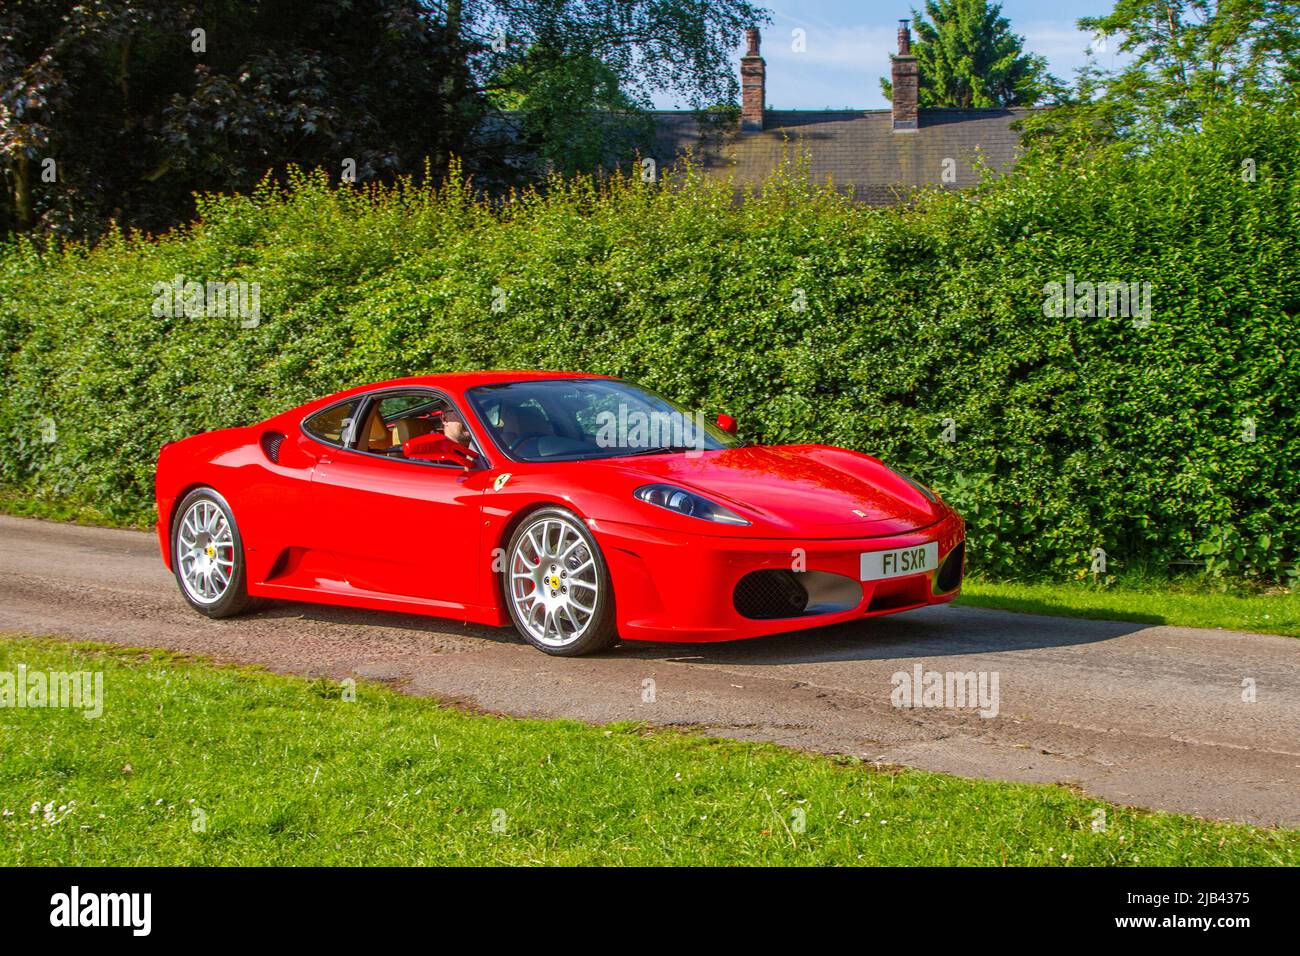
646;108;1038;203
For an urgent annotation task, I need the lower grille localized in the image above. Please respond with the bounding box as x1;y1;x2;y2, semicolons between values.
733;570;809;620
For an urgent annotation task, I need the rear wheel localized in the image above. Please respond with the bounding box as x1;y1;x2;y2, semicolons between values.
172;487;254;618
504;507;617;656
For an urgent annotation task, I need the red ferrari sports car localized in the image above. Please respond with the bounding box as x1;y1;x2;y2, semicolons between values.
156;372;964;655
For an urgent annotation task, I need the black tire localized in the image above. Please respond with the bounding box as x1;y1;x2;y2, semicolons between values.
171;487;255;618
502;506;618;656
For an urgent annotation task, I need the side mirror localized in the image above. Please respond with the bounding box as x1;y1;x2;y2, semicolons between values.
403;433;476;468
716;413;738;436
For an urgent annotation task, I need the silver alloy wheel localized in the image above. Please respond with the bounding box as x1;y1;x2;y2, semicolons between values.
176;498;236;605
508;514;600;648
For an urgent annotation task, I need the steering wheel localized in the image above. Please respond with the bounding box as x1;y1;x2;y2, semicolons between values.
508;433;536;452
506;434;553;463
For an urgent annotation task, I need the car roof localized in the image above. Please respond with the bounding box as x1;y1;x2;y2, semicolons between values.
362;370;611;393
408;369;607;388
294;370;615;416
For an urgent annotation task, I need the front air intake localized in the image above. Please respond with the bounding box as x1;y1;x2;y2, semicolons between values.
935;541;965;593
259;431;286;464
733;570;809;620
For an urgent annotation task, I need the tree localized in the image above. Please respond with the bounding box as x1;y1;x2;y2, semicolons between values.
1078;0;1300;138
487;43;651;177
0;0;767;239
1015;1;1300;160
468;0;766;181
0;0;473;239
880;0;1058;108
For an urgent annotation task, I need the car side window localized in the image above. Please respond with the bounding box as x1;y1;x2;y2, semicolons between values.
377;394;435;418
303;401;357;446
353;391;480;464
357;392;443;454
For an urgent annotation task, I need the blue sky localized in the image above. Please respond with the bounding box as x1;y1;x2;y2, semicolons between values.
656;0;1127;109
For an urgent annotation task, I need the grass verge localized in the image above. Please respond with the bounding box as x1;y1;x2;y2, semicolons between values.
0;636;1294;866
958;577;1300;638
0;489;147;531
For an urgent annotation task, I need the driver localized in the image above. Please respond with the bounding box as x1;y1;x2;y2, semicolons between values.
401;407;476;464
441;407;471;447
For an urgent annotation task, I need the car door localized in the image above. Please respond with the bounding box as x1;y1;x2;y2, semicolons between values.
308;390;485;609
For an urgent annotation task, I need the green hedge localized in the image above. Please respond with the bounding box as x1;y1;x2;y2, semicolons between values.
2;108;1298;582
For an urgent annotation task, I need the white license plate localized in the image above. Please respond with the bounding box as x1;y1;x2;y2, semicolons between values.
860;541;939;582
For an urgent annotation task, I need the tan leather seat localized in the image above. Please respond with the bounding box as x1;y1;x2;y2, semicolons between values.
365;411;393;451
395;416;437;445
500;404;553;447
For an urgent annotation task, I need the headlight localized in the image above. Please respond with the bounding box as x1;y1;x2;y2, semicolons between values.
894;469;938;503
634;484;750;525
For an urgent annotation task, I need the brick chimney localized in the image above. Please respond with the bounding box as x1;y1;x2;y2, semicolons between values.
890;20;919;132
740;27;765;132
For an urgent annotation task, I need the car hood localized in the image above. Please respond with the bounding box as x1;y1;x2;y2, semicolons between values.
595;444;942;537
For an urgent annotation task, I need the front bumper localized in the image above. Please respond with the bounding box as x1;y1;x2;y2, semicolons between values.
593;511;965;643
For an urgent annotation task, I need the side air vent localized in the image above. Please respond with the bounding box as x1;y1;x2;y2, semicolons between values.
260;431;286;464
733;570;809;620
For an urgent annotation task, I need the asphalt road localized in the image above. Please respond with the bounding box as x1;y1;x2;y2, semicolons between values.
1;513;1296;827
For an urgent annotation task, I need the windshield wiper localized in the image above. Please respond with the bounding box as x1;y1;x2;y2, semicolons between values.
620;444;701;457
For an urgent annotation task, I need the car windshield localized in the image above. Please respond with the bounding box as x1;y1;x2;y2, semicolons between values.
466;379;742;462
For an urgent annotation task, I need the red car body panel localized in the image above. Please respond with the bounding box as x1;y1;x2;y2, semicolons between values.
156;371;965;643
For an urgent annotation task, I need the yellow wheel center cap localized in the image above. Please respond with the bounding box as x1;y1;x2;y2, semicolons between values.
548;575;560;589
205;545;216;558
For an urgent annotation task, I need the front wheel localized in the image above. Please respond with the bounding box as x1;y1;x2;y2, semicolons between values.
171;487;255;618
503;507;618;656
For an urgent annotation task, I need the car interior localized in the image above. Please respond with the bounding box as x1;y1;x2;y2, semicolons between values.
469;382;726;461
475;395;600;459
351;393;479;462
